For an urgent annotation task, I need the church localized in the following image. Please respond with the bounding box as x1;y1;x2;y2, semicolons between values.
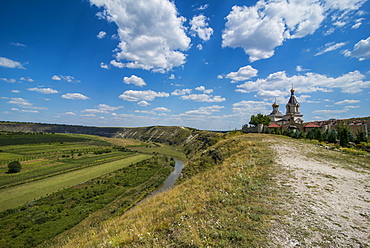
267;87;304;131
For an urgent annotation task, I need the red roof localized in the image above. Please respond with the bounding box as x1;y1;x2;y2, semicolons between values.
268;123;281;128
304;122;320;128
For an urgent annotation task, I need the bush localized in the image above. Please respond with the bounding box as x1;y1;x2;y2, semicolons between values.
8;161;22;173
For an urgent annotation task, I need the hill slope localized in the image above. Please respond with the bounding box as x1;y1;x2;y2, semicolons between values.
47;134;369;247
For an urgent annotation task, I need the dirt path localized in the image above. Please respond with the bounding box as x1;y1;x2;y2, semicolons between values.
268;138;370;247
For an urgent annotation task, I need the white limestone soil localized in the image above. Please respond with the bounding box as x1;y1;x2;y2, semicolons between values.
267;138;370;247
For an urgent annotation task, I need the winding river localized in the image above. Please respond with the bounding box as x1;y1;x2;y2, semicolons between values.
151;158;184;195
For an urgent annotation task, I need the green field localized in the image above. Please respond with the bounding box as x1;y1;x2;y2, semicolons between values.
0;154;151;212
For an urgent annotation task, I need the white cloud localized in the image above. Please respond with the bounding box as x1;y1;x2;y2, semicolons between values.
119;90;169;102
28;87;59;94
110;60;125;68
51;75;61;81
61;93;90;100
52;75;80;83
296;65;310;72
137;100;151;106
12;108;39;113
100;62;109;69
169;74;175;80
313;109;349;114
343;36;370;61
236;70;370;95
196;44;203;50
64;112;76;116
11;90;20;93
171;88;192;96
90;0;191;72
20;77;34;82
7;97;47;110
0;78;17;83
190;14;213;41
97;31;107;39
82;104;123;114
195;4;209;11
334;99;360;105
0;57;24;69
226;65;258;82
153;107;170;112
184;105;224;115
232;100;270;115
123;75;146;87
11;42;26;47
195;86;213;94
180;94;226;102
344;105;360;109
222;0;366;62
315;42;347;56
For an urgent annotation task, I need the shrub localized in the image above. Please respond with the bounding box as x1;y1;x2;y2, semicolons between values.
7;161;22;173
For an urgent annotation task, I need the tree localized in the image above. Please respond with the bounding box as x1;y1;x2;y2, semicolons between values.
338;124;349;147
249;113;270;127
7;161;21;173
327;129;338;144
355;130;368;144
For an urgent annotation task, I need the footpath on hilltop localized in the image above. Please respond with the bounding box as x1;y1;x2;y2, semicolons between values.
267;136;369;247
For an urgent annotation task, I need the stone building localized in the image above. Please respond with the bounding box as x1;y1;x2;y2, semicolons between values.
267;87;304;132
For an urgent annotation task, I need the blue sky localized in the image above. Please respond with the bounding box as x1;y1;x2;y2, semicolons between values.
1;0;369;130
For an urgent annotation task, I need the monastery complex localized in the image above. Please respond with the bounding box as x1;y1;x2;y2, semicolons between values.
243;87;369;136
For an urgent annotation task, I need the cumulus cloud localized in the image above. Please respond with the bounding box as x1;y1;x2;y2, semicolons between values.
0;78;17;83
137;100;151;106
123;75;146;87
119;90;169;102
232;100;270;115
195;86;213;94
0;57;24;69
11;90;20;93
226;65;258;82
190;14;213;41
52;75;80;83
236;70;370;96
153;107;170;112
20;77;34;82
180;94;226;102
313;109;349;114
222;0;366;62
97;31;107;39
334;99;360;105
171;88;192;96
296;65;310;72
343;36;370;61
185;105;224;115
61;93;90;100
100;62;109;69
315;42;347;56
82;104;123;114
90;0;191;72
27;87;59;94
7;97;47;110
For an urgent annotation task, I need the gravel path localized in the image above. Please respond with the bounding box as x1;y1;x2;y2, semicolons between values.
268;139;370;247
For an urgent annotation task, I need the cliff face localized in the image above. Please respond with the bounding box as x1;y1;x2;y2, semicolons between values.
0;122;122;137
0;122;214;145
0;122;222;155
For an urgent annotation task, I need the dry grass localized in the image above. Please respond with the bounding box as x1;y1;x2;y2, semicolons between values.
51;134;276;248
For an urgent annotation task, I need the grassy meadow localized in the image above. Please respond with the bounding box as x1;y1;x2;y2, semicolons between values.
0;131;180;248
